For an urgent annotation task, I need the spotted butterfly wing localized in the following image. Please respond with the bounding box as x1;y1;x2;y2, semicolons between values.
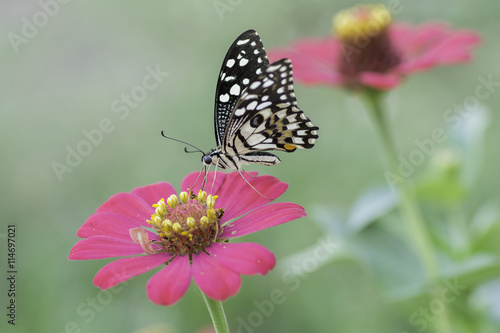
204;30;319;170
214;30;269;147
222;58;318;166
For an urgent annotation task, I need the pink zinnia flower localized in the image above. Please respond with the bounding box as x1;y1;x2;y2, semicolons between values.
268;4;480;90
69;171;306;305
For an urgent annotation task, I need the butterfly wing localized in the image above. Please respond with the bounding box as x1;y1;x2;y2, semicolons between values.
214;30;270;147
222;58;319;161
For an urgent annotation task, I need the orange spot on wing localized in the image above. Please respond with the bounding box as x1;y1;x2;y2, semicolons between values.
284;144;297;151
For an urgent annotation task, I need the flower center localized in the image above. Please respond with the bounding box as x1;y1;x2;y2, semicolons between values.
145;190;224;256
333;5;392;40
333;5;401;87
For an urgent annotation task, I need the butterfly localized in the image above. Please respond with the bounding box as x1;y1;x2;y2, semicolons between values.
201;29;319;171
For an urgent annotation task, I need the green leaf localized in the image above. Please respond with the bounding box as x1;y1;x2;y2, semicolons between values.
470;203;500;253
469;277;500;327
414;103;490;204
449;102;491;186
277;207;359;277
346;186;398;232
415;170;467;203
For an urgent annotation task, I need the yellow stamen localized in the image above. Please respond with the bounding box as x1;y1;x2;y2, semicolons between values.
333;4;392;39
207;209;216;219
186;217;196;228
206;195;216;209
162;219;173;229
172;222;182;234
179;191;189;203
167;194;179;209
200;216;209;226
198;190;207;203
154;216;163;225
153;198;165;208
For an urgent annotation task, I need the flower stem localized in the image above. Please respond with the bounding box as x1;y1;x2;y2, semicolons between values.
361;89;451;332
200;290;229;333
361;89;439;278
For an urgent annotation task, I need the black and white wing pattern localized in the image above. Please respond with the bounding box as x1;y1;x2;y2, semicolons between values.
223;58;318;159
204;30;319;170
214;30;269;147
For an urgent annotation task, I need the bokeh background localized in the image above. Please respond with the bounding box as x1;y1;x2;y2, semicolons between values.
2;0;500;332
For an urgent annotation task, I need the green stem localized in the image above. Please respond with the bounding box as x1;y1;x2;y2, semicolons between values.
362;89;439;278
201;290;229;333
361;89;451;332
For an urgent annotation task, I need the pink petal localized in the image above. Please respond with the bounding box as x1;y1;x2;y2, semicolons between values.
93;253;171;289
268;37;344;86
392;22;449;52
358;72;402;90
192;251;241;301
414;31;480;66
220;202;306;239
146;255;191;306
218;174;288;221
206;242;275;275
213;171;258;202
69;236;144;260
181;171;227;196
131;182;177;207
96;192;152;226
77;212;155;240
392;22;480;74
209;171;252;209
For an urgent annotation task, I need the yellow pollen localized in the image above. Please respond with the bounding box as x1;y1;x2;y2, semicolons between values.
207;209;216;219
154;207;162;216
167;194;179;208
206;195;216;209
333;4;392;39
186;217;196;228
153;199;167;217
172;222;182;233
198;190;207;203
200;216;209;226
179;191;189;203
162;219;173;229
146;192;225;256
153;198;165;207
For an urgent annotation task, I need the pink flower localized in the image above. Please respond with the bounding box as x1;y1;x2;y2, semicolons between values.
69;171;306;305
268;5;480;90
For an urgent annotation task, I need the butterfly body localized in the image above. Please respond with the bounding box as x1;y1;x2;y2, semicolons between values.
204;30;318;170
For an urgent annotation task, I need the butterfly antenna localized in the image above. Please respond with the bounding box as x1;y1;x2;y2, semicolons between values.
161;131;205;154
236;169;274;200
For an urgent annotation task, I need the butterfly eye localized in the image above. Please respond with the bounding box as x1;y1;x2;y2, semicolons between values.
202;155;213;166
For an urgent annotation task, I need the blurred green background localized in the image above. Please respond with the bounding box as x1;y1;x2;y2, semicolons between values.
2;0;500;332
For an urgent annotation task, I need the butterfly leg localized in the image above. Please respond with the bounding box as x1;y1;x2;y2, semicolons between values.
236;168;274;200
201;164;212;192
210;164;219;194
188;165;207;194
240;167;258;178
